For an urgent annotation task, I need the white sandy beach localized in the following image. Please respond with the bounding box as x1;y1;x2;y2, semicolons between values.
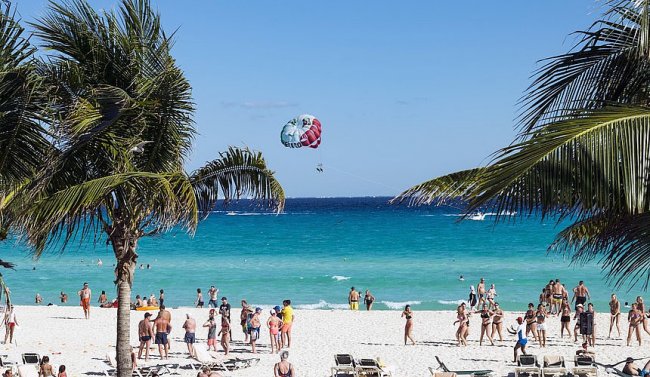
1;306;641;376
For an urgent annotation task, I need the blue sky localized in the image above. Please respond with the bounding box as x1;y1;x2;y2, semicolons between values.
18;0;596;197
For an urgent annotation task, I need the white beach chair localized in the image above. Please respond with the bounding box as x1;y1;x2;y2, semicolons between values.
191;347;232;376
104;353;148;377
515;354;542;377
331;354;357;377
17;365;38;377
542;356;567;377
355;359;392;377
572;355;597;377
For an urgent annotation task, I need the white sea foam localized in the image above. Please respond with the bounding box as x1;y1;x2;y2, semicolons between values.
437;299;465;306
331;275;351;281
295;300;349;310
381;300;422;310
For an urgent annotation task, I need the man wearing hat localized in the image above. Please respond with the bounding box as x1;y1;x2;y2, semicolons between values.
137;312;154;361
513;317;528;362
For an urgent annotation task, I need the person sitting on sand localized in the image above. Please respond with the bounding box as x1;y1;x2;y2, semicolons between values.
576;341;595;356
610;293;621;338
274;351;295;377
402;305;415;345
511;317;528;362
38;356;54;377
203;311;218;352
623;357;650;376
183;313;196;357
138;312;154;361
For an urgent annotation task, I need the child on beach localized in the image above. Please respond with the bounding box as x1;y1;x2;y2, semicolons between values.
203;311;218;352
218;315;230;355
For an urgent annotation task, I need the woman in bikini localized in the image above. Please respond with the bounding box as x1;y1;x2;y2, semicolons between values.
38;356;55;376
274;351;295;377
636;296;650;336
267;309;283;354
364;290;375;311
491;303;504;341
525;303;539;343
474;304;494;346
454;304;468;346
609;293;621;338
560;300;572;338
535;303;548;347
402;305;415;345
628;302;642;346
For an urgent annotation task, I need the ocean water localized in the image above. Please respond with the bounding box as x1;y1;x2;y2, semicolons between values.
0;197;638;310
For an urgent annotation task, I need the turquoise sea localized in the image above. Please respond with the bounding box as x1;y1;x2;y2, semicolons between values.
0;197;639;310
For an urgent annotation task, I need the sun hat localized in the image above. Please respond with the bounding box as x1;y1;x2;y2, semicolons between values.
270;309;276;315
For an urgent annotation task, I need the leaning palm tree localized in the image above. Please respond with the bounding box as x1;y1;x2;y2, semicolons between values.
2;1;284;375
394;0;650;289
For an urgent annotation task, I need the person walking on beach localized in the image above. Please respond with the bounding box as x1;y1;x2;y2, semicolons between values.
402;305;415;345
609;293;621;338
78;282;91;319
219;297;232;339
474;304;494;346
219;315;231;355
477;278;486;307
363;290;375;311
137;312;154;361
240;301;253;342
249;307;262;354
512;317;528;362
628;303;642;346
535;303;548;347
454;304;468;346
182;313;196;357
560;300;572;338
636;296;650;336
268;309;283;354
195;288;204;308
524;303;539;343
154;310;171;359
203;311;218;352
207;286;219;308
572;281;590;310
281;300;295;349
492;303;504;341
4;305;17;345
552;279;564;316
348;287;360;310
486;284;497;310
274;351;295;377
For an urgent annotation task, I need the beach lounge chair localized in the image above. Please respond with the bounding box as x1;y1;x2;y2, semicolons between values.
20;353;39;365
515;354;542;377
572;355;597;377
542;356;567;377
104;353;151;377
355;358;392;377
331;354;357;376
434;356;494;376
428;371;456;377
17;365;38;377
191;347;233;375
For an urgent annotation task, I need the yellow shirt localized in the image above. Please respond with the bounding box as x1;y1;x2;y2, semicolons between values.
281;305;294;323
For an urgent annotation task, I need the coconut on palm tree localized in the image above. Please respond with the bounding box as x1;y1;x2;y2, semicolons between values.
394;0;650;288
0;1;284;375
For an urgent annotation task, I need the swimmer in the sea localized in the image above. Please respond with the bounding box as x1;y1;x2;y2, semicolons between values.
459;275;465;281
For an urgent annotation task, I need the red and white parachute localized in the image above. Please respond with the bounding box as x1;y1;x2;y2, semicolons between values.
280;114;321;149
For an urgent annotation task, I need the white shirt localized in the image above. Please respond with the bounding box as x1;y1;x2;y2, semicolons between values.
517;323;527;341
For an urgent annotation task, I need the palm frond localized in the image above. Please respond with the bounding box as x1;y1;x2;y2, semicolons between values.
390;168;483;207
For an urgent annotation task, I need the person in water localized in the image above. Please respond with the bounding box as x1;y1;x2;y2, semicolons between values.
402;305;415;345
468;286;477;311
348;287;360;310
363;290;375;311
491;303;504;341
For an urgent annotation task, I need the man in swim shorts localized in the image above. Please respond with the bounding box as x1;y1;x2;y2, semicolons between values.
182;313;196;357
513;317;528;362
572;280;591;310
281;300;295;349
348;287;360;310
208;286;219;308
154;310;171;359
78;282;91;319
552;279;564;315
138;312;154;361
477;278;486;307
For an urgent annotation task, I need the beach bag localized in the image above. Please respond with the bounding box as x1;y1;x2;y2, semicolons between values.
246;313;253;331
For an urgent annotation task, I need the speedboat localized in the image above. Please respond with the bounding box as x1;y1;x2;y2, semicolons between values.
468;212;486;221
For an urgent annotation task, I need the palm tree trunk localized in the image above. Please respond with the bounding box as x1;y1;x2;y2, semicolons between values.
110;224;139;377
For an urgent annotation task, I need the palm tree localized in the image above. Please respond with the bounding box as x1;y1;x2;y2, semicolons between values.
394;0;650;289
1;1;284;375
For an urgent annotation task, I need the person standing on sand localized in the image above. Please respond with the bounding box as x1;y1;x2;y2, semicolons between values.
477;278;486;307
552;279;564;316
628;303;642;346
474;304;494;346
137;312;154;361
281;299;295;349
609;293;621;338
4;305;17;344
203;312;218;352
240;301;253;342
363;290;375;311
535;303;548;347
348;287;360;310
154;310;171;359
274;351;295;377
492;303;504;341
560;300;572;338
219;315;231;355
524;303;539;343
401;305;415;345
249;307;262;354
207;286;219;308
195;288;204;308
572;281;591;310
513;317;528;362
78;282;91;319
268;309;283;354
183;313;196;357
454;304;468;346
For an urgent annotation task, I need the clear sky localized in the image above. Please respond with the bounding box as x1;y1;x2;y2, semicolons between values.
17;0;596;197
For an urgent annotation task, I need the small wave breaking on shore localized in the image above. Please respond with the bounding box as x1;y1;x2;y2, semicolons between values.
381;300;422;310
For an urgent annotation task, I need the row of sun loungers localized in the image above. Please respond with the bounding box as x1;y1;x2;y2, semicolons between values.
331;354;393;376
514;354;598;377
